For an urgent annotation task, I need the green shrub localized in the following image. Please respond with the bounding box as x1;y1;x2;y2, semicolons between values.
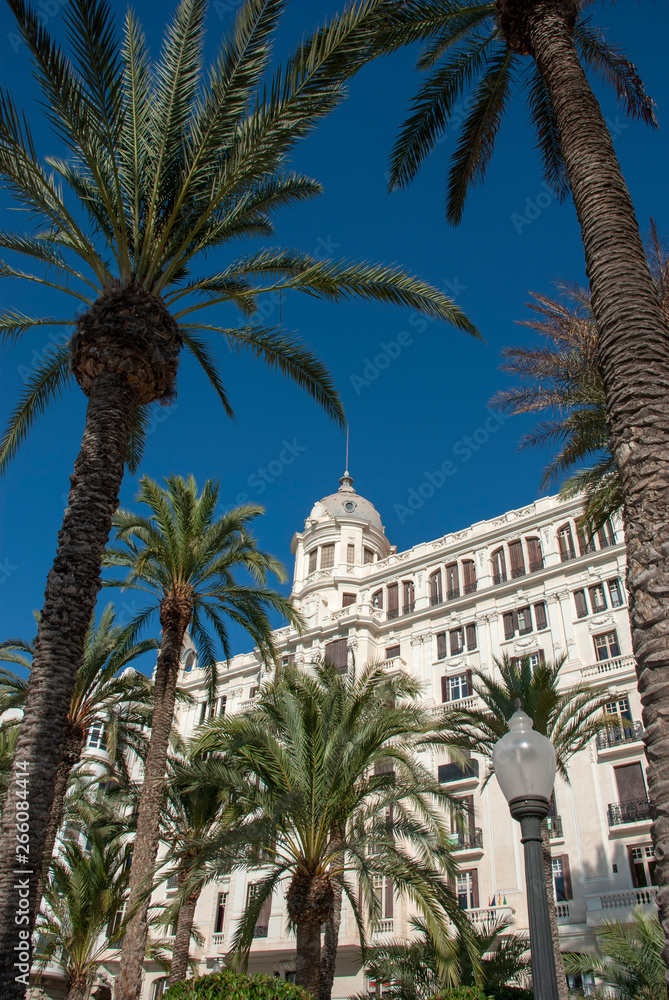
430;989;493;1000
163;971;312;1000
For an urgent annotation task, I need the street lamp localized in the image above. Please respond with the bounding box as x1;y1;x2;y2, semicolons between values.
493;710;560;1000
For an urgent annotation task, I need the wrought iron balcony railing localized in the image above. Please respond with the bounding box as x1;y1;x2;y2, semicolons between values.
451;827;483;850
607;798;651;826
597;721;643;750
447;588;460;600
438;759;479;783
464;582;477;594
529;559;544;572
492;572;507;585
546;815;563;838
511;566;526;579
403;602;415;615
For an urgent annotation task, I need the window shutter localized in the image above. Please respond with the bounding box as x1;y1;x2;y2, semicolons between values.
509;540;525;575
342;593;355;607
574;590;588;618
527;536;543;568
534;602;547;630
441;676;449;703
466;623;477;650
385;645;400;660
325;639;348;673
561;855;572;901
463;560;476;590
347;543;355;565
387;583;399;613
537;650;545;666
503;613;515;640
464;794;475;833
437;632;447;659
510;656;519;669
385;877;394;919
471;869;479;909
465;670;472;697
308;550;317;573
258;892;272;930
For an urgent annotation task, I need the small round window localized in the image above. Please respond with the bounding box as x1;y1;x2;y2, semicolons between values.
343;500;356;513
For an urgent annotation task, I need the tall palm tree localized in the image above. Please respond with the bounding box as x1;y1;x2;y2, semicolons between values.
564;909;665;1000
368;4;669;966
441;653;614;1000
193;662;469;997
490;224;669;532
0;604;155;912
102;475;302;999
361;913;531;1000
160;751;237;985
0;1;478;976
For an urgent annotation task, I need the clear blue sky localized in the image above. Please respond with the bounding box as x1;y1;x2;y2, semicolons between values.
0;0;667;661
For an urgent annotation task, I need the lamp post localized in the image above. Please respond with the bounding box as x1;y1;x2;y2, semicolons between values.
493;710;560;1000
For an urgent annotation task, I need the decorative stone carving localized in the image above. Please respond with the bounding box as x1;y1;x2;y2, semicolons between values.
513;637;539;653
588;614;615;632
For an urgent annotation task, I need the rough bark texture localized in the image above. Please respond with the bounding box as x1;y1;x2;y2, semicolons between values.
540;819;568;1000
517;0;669;979
295;922;322;996
65;974;93;1000
115;601;192;1000
318;881;342;1000
0;374;137;998
34;723;85;918
168;874;202;986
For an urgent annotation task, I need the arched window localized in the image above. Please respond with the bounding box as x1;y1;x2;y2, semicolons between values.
557;524;576;562
372;589;383;609
598;520;616;548
183;650;196;672
446;563;460;599
429;570;443;606
152;980;168;1000
577;526;595;556
403;580;415;614
462;560;477;594
526;537;544;571
508;540;525;579
387;583;399;619
491;548;506;585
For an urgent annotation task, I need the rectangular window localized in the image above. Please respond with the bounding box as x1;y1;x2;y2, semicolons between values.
509;540;526;578
552;856;572;901
492;548;507;585
598;521;616;548
246;883;272;938
528;650;545;671
372;589;383;609
593;630;620;661
608;579;624;608
534;602;547;630
214;892;227;934
614;762;647;803
217;696;227;717
463;560;477;594
385;645;400;660
516;606;532;635
387;583;399;619
430;570;443;605
371;874;394;920
503;612;515;640
403;580;415;614
342;593;356;607
589;583;607;612
448;672;470;702
347;543;355;565
308;550;317;573
364;547;375;565
465;623;477;651
456;870;479;910
325;638;348;673
574;590;588;619
446;563;460;599
577;527;596;556
527;537;544;571
320;544;335;569
86;720;106;750
628;843;657;888
437;633;447;661
450;628;464;656
558;524;576;561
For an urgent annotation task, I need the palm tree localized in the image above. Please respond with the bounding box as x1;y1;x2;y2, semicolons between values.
34;823;134;1000
490;224;669;533
361;913;531;1000
160;750;237;985
564;909;665;1000
0;1;478;975
0;604;154;912
193;661;468;997
369;3;669;966
102;475;302;999
440;653;614;1000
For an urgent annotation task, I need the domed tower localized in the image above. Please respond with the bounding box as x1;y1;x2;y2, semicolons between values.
291;471;392;611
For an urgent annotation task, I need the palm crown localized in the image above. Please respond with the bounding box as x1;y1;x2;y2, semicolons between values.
0;0;479;470
372;0;656;223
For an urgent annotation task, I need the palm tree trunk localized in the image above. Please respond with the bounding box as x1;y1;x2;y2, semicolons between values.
65;973;93;1000
540;819;568;1000
0;374;137;998
522;1;669;977
319;882;342;1000
115;604;191;1000
34;723;84;918
168;879;202;985
296;922;322;996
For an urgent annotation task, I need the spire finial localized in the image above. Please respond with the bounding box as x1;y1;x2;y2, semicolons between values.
338;425;354;491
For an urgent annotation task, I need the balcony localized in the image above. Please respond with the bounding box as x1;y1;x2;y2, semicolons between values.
402;602;415;615
464;582;477;595
212;932;225;947
492;572;507;586
581;655;636;681
529;559;544;573
555;903;570;920
586;886;657;927
438;759;479;784
560;548;576;563
430;595;443;607
607;798;651;827
467;905;514;933
447;588;461;600
546;815;563;839
372;918;394;935
597;721;643;751
511;566;526;579
450;828;483;852
386;609;399;620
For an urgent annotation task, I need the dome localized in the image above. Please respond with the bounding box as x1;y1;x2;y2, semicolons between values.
308;472;384;532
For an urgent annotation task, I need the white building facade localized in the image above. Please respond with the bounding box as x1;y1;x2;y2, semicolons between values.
110;474;653;999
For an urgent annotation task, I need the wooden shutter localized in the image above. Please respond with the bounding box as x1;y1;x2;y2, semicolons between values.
465;669;472;697
325;639;348;673
308;550;317;573
342;593;355;607
387;583;399;614
257;891;272;932
385;877;394;919
441;676;449;703
437;632;447;659
534;602;547;630
471;869;479;909
503;612;515;640
561;855;573;901
526;536;543;569
574;590;588;618
446;562;459;595
463;560;476;591
385;645;400;660
464;794;475;833
403;580;414;608
509;540;525;576
615;762;646;802
450;628;463;655
430;570;442;602
466;623;477;650
536;650;546;666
